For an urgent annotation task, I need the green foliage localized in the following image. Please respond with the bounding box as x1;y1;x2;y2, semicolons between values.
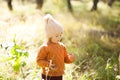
74;35;119;80
1;35;29;76
9;35;29;72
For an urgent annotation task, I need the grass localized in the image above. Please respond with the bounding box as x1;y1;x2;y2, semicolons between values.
0;0;120;80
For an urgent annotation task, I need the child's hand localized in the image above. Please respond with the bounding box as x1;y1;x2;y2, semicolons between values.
50;64;57;70
45;63;57;72
69;54;75;62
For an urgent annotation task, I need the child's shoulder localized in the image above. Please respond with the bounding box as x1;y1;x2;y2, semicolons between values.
38;42;49;52
38;42;48;49
40;42;66;48
58;42;66;47
41;42;49;47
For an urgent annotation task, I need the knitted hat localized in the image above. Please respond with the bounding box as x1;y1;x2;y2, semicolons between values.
43;14;64;39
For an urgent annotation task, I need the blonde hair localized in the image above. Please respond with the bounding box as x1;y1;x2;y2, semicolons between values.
43;14;64;41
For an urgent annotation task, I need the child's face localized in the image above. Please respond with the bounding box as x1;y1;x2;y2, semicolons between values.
51;32;62;43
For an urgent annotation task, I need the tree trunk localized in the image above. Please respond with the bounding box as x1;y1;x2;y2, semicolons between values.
91;0;99;11
108;0;115;7
36;0;43;9
67;0;73;12
7;0;13;10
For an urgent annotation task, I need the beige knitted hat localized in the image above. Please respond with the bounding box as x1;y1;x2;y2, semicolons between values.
43;14;64;39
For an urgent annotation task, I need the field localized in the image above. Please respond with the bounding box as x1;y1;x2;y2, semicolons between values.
0;0;120;80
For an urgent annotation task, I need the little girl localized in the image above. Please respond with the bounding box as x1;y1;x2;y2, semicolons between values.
36;14;75;80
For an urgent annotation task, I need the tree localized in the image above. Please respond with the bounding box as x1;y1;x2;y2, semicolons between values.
67;0;73;12
36;0;44;9
108;0;115;7
7;0;13;10
91;0;115;11
91;0;99;11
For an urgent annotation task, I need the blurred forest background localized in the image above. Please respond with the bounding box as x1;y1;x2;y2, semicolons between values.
0;0;120;80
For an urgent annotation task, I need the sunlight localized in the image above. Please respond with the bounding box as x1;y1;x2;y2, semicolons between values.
0;0;119;80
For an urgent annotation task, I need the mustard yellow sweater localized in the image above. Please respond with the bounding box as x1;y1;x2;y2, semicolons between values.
36;42;73;76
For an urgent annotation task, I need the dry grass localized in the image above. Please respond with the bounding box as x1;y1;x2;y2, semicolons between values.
0;0;120;80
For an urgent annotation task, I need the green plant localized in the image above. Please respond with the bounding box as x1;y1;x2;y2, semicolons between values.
11;35;29;72
1;35;29;79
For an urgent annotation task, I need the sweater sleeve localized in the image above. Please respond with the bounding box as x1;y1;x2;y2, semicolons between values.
36;45;49;68
63;46;72;63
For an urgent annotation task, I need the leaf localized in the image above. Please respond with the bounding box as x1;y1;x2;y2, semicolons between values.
13;60;21;72
0;57;13;62
24;51;29;57
10;48;16;55
105;63;112;70
21;61;26;67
